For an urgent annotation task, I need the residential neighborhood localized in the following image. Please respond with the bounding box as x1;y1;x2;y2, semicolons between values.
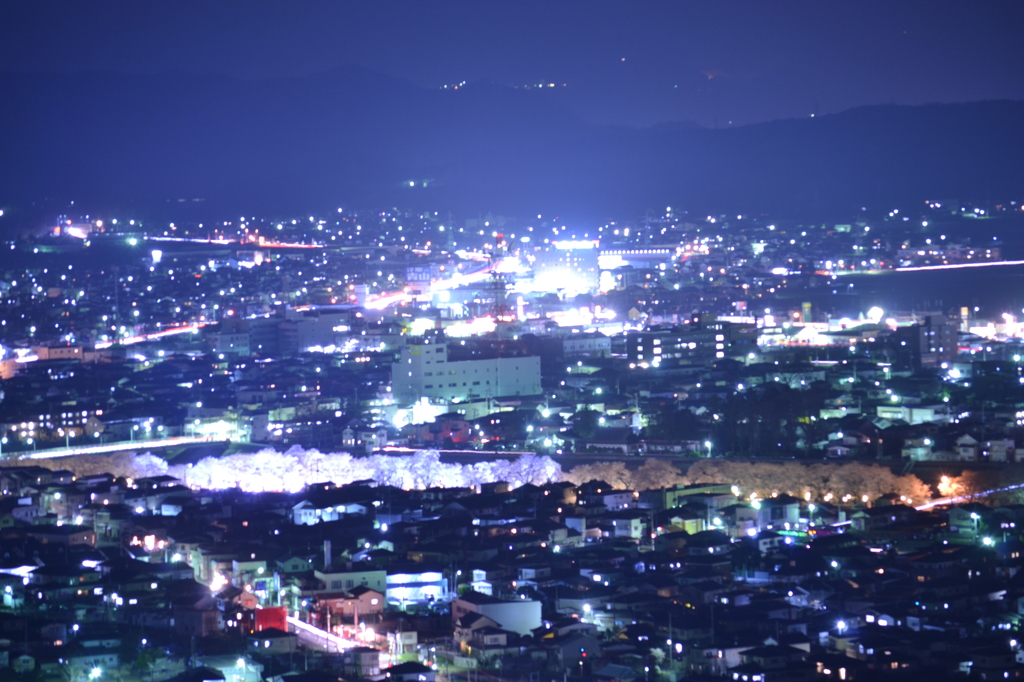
0;457;1020;681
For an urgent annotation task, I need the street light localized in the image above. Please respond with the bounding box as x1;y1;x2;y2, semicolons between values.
704;440;712;458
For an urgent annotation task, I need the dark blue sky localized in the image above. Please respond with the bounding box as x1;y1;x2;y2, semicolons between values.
1;0;1022;127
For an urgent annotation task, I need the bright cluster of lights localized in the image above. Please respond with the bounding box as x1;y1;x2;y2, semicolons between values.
167;448;564;493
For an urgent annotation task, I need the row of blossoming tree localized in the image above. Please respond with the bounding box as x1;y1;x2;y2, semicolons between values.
22;447;940;505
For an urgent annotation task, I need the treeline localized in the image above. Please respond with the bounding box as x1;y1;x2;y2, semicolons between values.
18;449;935;504
563;459;931;504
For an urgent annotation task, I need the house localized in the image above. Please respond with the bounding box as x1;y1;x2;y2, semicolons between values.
470;566;506;595
277;554;313;574
452;591;542;636
343;647;382;679
605;510;648;540
575;481;636;511
199;656;261;682
754;530;787;554
661;484;735;511
0;498;42;524
582;427;636;455
731;644;812;679
314;567;386;594
377;621;418;657
956;434;980;461
67;644;120;673
164;666;226;682
387;563;447;607
247;627;297;655
11;654;34;674
594;663;639;682
173;601;222;638
291;496;368;526
315;586;384;623
26;525;97;547
756;495;801;531
949;504;987;535
902;436;938;461
464;625;522;660
532;617;598;641
984;438;1016;462
654;530;690;553
454;611;501;644
686;530;732;556
849;505;916;532
412;413;473;446
659;507;706;535
719;503;759;537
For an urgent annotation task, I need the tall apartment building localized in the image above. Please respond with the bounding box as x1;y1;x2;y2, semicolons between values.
623;315;756;368
391;342;541;404
892;313;958;369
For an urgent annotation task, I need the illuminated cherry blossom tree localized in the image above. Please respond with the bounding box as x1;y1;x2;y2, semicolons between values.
26;446;931;506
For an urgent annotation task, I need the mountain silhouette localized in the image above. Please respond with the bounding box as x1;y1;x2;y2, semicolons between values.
1;67;1021;225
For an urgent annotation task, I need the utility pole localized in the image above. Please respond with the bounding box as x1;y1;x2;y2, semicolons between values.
113;265;120;330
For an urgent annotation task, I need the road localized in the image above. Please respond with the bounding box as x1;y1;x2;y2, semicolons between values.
16;436;212;460
287;616;362;653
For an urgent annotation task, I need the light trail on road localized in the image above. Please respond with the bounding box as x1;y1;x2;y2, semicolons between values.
364;291;413;310
144;236;323;248
363;256;501;310
19;436;211;460
287;616;362;651
916;480;1024;510
896;259;1024;273
145;236;235;245
94;322;208;349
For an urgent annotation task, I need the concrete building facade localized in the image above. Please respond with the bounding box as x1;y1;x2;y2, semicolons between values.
391;343;541;405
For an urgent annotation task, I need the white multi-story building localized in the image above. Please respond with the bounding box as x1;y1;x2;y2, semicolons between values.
391;342;541;405
561;332;611;358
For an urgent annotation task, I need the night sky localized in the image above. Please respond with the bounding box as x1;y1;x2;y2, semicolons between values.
2;0;1021;128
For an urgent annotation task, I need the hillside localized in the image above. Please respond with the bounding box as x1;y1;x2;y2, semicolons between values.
1;68;1021;223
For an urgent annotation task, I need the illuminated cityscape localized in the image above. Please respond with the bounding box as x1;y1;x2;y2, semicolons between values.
1;2;1023;682
0;200;1022;681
